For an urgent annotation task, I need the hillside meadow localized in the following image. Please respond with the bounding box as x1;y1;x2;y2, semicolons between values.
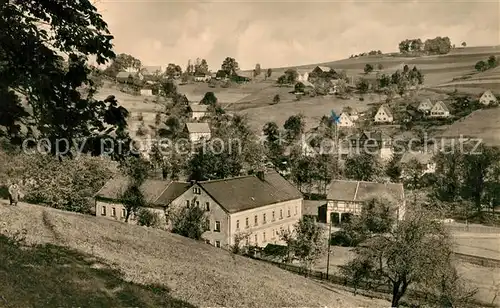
0;202;389;308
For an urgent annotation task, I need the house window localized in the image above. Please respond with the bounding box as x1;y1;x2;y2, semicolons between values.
112;207;116;217
196;201;200;207
287;208;291;217
254;234;258;244
214;221;221;232
254;215;258;226
122;208;126;217
101;205;106;216
205;239;210;244
186;200;190;207
215;241;221;248
280;209;283;219
295;206;298;215
245;217;249;228
236;220;240;229
205;219;210;231
205;202;210;211
193;187;201;194
263;213;266;224
272;211;275;221
263;232;266;242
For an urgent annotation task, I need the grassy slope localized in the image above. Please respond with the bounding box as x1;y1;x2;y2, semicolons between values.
0;202;388;308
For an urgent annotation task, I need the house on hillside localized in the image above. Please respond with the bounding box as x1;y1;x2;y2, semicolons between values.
116;71;143;84
194;73;211;82
326;180;405;225
337;113;355;127
374;104;394;123
429;101;450;118
186;122;211;142
233;70;252;82
479;90;498;106
399;151;436;175
310;66;333;76
343;106;359;121
169;170;303;249
347;130;393;160
94;177;190;227
189;104;209;120
417;98;433;113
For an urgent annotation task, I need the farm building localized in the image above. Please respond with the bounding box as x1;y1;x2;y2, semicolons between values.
140;88;153;96
194;73;211;82
429;101;450;118
479;90;498;106
374;104;394;123
168;170;303;249
185;122;211;142
189;104;209;120
94;177;190;228
326;180;405;226
417;98;433;112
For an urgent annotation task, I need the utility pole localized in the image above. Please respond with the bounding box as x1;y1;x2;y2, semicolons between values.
326;217;332;280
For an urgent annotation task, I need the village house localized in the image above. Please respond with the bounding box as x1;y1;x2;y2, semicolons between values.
116;71;143;84
374;104;394;123
94;177;190;228
140;85;154;96
297;70;309;82
337;112;355;127
429;101;450;118
417;98;433;113
233;70;253;82
326;180;405;226
169;170;303;249
310;65;333;77
189;104;209;120
479;90;498;106
346;130;393;160
399;151;436;175
194;72;212;82
185;122;211;142
343;106;359;121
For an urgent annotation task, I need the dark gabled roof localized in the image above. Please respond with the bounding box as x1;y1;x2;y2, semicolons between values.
95;176;171;205
156;182;190;205
303;200;326;216
349;131;391;142
327;180;404;203
198;170;302;213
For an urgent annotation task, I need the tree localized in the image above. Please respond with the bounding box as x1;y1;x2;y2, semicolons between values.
267;68;273;78
169;204;207;240
137;208;161;227
294;82;305;93
119;157;151;222
283;114;305;143
475;60;488;72
284;69;299;84
356;78;370;94
221;57;239;76
344;153;382;181
461;41;467;47
342;208;474;307
200;92;218;106
104;53;141;77
1;1;130;156
364;64;374;74
254;64;261;76
401;158;425;190
488;55;498;69
377;63;384;71
285;217;325;274
277;75;287;86
154;112;162;127
272;94;280;105
424;36;452;55
263;122;285;168
194;59;209;75
165;63;182;79
433;148;464;203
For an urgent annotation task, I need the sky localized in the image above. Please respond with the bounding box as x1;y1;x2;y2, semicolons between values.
95;0;500;70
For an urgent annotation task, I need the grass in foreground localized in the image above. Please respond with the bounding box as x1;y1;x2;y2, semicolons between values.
0;202;388;308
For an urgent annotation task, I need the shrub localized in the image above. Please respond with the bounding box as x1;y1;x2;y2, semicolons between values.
169;205;207;240
137;208;161;228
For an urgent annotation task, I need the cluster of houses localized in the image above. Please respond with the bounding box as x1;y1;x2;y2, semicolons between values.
94;170;406;249
416;99;451;118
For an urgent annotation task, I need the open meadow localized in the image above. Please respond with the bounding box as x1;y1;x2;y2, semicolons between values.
0;202;389;308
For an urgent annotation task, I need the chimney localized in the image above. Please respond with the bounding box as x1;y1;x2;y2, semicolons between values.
256;171;265;181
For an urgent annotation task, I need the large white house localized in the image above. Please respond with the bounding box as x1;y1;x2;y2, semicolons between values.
479;90;498;106
168;170;303;249
185;122;211;142
326;180;405;226
374;105;394;123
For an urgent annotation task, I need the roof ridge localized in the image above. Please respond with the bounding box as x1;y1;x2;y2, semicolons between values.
199;174;256;184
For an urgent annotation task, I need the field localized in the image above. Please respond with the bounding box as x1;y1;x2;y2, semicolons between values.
435;107;500;146
0;202;389;308
310;226;500;306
